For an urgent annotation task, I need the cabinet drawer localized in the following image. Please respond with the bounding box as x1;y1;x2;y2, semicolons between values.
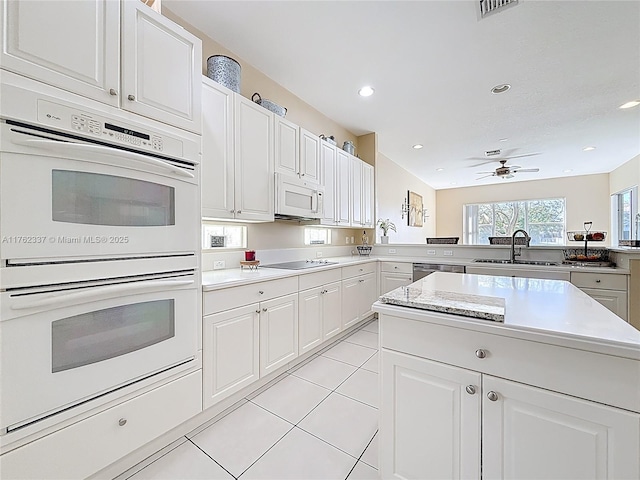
380;262;412;274
342;261;377;279
1;371;202;479
571;272;627;291
204;277;298;315
298;268;342;291
381;315;639;412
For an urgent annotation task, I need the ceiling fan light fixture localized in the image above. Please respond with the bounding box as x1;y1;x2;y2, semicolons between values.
499;138;509;142
563;169;573;173
491;84;511;94
619;100;640;109
412;144;423;149
436;168;444;171
583;146;596;152
358;86;375;97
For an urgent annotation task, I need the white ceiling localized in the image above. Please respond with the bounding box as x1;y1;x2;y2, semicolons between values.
164;0;640;190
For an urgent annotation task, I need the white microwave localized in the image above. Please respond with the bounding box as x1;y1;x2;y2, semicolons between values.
275;173;323;220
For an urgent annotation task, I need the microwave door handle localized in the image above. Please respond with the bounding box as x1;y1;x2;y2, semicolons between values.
9;279;194;311
11;137;196;179
312;191;318;213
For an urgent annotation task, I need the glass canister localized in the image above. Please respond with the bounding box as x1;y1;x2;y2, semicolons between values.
343;141;355;155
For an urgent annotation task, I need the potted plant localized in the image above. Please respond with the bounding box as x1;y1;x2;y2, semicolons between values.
377;218;396;244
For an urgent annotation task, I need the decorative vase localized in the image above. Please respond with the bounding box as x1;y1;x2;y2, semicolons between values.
381;235;389;244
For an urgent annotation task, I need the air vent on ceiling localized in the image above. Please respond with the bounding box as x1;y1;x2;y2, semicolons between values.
485;149;501;157
479;0;519;18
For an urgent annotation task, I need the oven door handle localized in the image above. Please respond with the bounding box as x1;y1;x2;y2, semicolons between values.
9;279;194;311
11;137;196;179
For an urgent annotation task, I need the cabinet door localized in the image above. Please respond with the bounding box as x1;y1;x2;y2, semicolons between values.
581;288;628;321
300;128;321;184
360;271;378;320
336;149;351;225
275;116;299;177
260;293;299;376
234;96;274;222
380;350;481;480
201;77;235;220
203;305;260;409
0;0;120;106
298;287;323;355
350;156;363;226
320;141;337;225
322;281;342;341
121;1;202;133
341;277;361;329
483;376;640;480
362;163;375;228
381;273;413;295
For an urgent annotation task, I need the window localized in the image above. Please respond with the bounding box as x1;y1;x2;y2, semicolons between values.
464;198;566;245
304;228;332;245
202;223;247;249
611;186;638;244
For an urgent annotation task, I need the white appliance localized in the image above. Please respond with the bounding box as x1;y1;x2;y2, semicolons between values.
0;71;201;265
0;71;202;440
275;172;323;221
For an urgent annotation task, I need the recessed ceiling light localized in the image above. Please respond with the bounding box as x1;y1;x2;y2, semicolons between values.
436;168;444;172
499;138;509;142
491;84;511;94
619;100;640;109
412;144;423;149
450;182;457;185
563;169;573;173
358;86;374;97
583;146;596;152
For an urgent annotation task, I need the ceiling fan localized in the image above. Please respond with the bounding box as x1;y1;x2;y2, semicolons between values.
476;159;540;180
466;148;541;168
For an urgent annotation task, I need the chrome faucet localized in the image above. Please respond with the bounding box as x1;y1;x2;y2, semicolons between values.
511;229;531;263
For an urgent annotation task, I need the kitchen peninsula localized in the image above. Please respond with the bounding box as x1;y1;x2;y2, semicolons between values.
373;272;640;479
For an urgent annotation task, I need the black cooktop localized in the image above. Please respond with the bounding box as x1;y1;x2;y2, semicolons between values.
262;260;339;270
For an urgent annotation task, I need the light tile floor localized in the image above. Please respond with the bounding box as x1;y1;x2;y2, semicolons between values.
123;319;380;480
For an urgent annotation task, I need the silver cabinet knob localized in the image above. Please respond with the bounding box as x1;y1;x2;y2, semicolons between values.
359;268;364;272
109;88;118;96
237;210;242;214
475;349;487;359
118;418;127;426
596;279;601;283
465;385;476;395
230;209;235;214
487;391;499;402
262;307;267;312
127;94;135;101
258;291;264;295
255;309;260;314
301;173;305;176
394;266;399;269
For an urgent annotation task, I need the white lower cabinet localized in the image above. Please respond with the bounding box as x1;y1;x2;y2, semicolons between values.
380;327;640;480
259;293;298;376
342;266;378;330
203;304;259;409
1;371;202;480
380;273;413;295
571;272;629;320
298;281;342;355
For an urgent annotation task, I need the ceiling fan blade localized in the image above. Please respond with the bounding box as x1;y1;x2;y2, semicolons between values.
476;171;496;174
502;152;541;160
502;174;514;179
508;165;522;170
476;174;495;180
468;160;497;168
513;168;540;173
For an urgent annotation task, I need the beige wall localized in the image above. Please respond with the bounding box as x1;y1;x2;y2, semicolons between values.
436;174;611;244
376;153;437;244
609;154;640;196
163;8;358;150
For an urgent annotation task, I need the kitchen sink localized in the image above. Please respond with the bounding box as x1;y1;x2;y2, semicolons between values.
473;259;561;266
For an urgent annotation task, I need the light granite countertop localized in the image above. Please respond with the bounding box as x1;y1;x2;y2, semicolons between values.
374;271;640;359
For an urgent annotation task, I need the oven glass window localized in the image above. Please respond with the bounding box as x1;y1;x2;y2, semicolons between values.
52;170;175;226
51;299;175;373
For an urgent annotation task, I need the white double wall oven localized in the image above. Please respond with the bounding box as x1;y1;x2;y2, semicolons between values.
0;71;202;441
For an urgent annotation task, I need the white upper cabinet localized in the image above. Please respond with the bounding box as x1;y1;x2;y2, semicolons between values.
1;0;202;133
299;128;321;184
320;141;338;225
234;95;275;222
336;149;351;226
1;0;120;106
362;163;374;228
350;156;363;226
201;77;235;220
274;116;300;177
121;0;202;133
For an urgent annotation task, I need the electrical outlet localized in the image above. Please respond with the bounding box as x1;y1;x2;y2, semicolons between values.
316;251;323;258
444;250;453;256
213;260;225;270
345;236;350;244
427;249;436;255
388;248;397;254
350;236;354;243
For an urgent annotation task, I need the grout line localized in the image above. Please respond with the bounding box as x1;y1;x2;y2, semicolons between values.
292;425;361;462
234;425;296;478
187;438;239;480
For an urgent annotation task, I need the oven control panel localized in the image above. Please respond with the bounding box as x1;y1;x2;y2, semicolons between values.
37;100;181;158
